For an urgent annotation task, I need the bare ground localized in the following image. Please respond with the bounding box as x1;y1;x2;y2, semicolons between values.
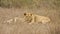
0;7;60;34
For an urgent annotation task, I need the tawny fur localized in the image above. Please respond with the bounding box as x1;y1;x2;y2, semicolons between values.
24;12;50;24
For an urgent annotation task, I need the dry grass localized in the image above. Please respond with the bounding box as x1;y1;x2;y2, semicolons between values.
0;0;60;34
0;7;60;34
0;0;60;9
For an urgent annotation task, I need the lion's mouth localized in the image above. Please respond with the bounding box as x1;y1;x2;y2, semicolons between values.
25;17;32;23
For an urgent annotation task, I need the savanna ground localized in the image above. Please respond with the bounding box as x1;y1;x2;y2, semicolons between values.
0;0;60;34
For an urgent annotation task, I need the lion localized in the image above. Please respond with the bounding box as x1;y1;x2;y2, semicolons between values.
23;12;51;24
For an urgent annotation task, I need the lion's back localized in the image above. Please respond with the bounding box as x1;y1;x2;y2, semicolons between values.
33;15;50;24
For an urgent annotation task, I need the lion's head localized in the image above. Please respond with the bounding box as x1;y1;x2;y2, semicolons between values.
23;12;33;23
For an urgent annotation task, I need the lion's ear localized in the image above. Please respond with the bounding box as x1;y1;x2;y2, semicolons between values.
24;13;26;16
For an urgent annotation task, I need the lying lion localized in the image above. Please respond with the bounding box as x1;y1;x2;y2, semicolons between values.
24;12;51;24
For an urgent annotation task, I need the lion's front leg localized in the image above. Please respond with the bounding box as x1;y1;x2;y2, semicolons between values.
29;17;35;24
29;20;34;24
